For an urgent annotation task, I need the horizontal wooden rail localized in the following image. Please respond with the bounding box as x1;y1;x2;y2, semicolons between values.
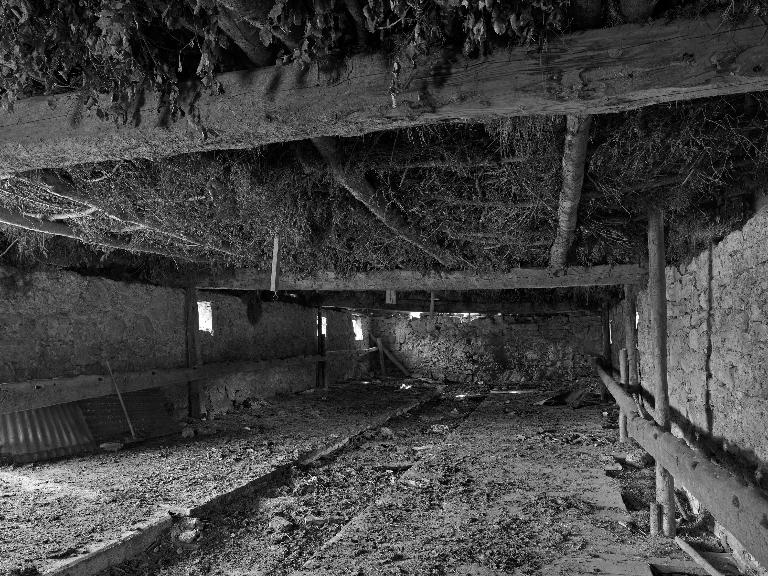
196;264;647;291
0;349;374;414
595;363;768;567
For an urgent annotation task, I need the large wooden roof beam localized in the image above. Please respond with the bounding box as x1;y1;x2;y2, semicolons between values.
1;15;767;175
195;264;646;290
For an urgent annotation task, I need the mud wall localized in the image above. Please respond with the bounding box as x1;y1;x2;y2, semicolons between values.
0;267;358;418
371;312;602;386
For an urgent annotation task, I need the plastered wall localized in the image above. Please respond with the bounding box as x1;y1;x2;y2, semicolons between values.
0;267;358;418
371;312;602;385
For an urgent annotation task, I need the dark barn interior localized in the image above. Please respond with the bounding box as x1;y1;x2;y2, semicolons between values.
2;1;768;575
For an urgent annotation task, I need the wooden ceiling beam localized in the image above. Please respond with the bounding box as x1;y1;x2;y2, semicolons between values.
195;264;646;290
319;293;598;314
1;15;767;175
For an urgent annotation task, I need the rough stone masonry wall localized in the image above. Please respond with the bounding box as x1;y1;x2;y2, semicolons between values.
0;266;357;419
635;209;768;575
371;312;602;386
637;209;768;472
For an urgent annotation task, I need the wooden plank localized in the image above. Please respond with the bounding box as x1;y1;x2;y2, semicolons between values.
595;364;768;568
2;15;767;175
647;207;676;538
196;264;647;291
379;343;411;377
550;115;592;268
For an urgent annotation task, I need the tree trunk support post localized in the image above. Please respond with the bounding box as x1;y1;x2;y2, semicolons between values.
648;207;676;538
185;287;202;419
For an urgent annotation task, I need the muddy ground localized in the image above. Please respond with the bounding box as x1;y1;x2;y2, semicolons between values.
0;382;430;575
84;383;733;576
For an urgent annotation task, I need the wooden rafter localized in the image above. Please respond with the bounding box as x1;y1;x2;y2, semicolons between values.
2;15;767;175
550;115;592;268
30;172;242;259
0;205;197;260
194;264;647;291
312;136;460;267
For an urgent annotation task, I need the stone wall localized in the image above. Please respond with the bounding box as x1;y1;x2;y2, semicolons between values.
0;266;358;418
371;312;602;386
636;209;768;472
631;209;768;574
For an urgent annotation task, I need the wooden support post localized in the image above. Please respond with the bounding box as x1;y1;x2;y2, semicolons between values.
185;287;202;419
270;236;281;292
648;207;676;538
600;303;611;400
624;284;639;391
376;337;387;377
429;292;435;316
618;348;628;443
385;290;397;305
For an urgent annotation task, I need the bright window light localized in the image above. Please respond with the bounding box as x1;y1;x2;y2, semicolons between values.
608;319;613;344
321;315;327;335
198;301;213;334
353;316;364;341
409;312;422;319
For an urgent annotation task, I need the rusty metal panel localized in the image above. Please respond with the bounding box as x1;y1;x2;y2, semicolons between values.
0;403;95;463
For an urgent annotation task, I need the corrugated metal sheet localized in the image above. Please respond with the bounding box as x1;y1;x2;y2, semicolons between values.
78;387;178;443
0;403;95;463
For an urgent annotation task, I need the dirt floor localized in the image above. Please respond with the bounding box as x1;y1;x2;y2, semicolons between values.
0;382;431;575
74;383;734;576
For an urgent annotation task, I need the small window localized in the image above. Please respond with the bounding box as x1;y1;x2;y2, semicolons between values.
198;301;213;334
409;312;422;319
321;315;327;336
352;316;364;341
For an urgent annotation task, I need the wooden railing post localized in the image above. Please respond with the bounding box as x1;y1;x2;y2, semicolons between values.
648;207;676;538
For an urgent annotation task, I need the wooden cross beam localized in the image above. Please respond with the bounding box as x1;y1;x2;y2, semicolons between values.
1;15;767;175
194;264;646;291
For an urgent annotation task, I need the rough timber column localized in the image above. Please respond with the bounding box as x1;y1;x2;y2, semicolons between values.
647;207;676;537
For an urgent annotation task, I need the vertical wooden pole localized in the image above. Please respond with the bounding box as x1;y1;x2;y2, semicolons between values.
618;348;628;442
185;287;201;418
648;207;676;538
270;236;281;292
600;302;611;400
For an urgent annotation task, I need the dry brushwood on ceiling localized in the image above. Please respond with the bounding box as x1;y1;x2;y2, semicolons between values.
0;96;766;282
